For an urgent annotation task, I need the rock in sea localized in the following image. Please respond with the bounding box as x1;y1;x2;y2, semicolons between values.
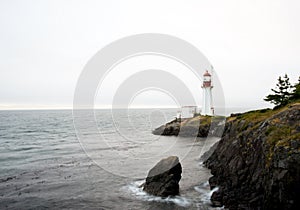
143;156;182;197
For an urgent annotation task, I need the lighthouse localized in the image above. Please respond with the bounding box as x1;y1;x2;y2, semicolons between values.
201;70;214;116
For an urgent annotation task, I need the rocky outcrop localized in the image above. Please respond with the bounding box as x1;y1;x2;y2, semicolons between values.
152;115;225;138
143;156;182;197
152;119;181;136
204;103;300;209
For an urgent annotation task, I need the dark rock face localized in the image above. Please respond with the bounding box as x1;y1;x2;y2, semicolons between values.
204;104;300;209
152;119;181;136
143;156;182;197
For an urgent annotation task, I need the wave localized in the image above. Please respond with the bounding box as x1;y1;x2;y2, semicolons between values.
123;180;191;207
11;146;41;152
195;181;224;209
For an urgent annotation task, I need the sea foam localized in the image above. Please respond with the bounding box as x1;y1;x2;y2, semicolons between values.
123;180;191;207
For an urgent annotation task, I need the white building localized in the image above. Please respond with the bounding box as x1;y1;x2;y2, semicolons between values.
180;106;197;118
201;70;214;116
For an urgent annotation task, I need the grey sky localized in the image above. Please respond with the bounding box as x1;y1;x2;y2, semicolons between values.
0;0;299;110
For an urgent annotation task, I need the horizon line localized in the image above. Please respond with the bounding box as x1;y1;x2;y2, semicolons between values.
0;106;181;111
0;106;262;112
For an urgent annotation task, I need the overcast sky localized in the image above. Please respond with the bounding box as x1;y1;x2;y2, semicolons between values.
0;0;299;110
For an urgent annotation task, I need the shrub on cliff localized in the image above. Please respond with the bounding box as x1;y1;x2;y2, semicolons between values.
264;74;300;108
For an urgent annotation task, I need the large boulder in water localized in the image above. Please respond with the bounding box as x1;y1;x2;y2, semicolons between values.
143;156;182;197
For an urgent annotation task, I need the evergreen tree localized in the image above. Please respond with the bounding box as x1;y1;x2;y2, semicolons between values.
290;76;300;101
264;74;292;107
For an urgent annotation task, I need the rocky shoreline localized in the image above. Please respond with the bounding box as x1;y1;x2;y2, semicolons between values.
153;103;300;209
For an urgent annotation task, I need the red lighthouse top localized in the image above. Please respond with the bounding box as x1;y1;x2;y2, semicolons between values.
202;70;213;88
203;70;211;77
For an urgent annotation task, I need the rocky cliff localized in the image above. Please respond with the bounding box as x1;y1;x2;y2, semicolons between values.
204;103;300;209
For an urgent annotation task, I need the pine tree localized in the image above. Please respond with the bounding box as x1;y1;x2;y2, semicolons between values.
290;76;300;101
264;74;292;107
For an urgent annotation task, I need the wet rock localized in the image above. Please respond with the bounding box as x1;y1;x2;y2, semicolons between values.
211;190;223;207
143;156;182;197
152;119;180;136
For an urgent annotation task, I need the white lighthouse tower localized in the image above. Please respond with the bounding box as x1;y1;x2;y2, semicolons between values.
201;70;214;116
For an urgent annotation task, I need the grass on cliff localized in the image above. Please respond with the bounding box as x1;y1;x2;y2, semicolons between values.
266;125;300;147
226;100;300;167
228;108;274;124
181;115;226;126
228;101;300;127
181;115;212;127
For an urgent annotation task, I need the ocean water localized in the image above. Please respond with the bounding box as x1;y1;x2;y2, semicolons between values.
0;109;222;210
